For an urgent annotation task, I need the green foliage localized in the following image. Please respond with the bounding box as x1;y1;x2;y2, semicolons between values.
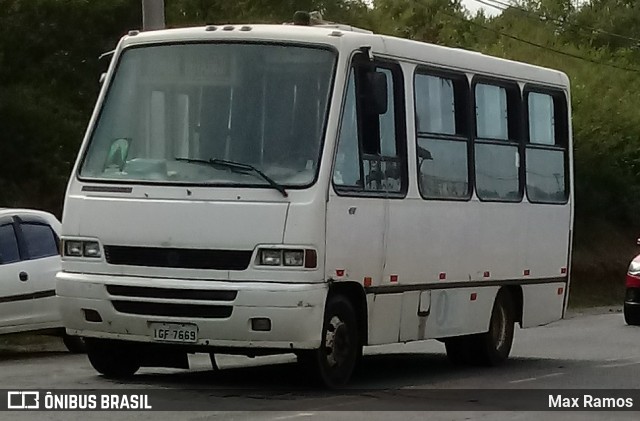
165;0;372;27
0;0;141;215
372;0;469;43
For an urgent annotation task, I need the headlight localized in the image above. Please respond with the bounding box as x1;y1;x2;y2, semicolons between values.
256;248;317;268
64;240;83;257
83;241;102;258
260;249;282;266
63;239;102;258
629;260;640;276
283;250;304;266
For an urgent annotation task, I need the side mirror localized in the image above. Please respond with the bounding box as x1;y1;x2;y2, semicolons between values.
365;71;388;115
104;138;131;171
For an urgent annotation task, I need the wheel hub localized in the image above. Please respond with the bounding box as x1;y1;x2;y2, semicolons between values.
325;315;350;367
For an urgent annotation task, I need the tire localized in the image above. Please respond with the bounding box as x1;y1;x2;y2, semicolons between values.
445;289;515;366
85;339;141;379
474;289;515;365
62;334;86;354
300;294;361;388
624;303;640;326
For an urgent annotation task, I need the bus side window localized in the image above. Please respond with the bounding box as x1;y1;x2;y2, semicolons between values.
369;67;402;193
414;70;470;200
333;71;362;188
474;81;522;202
525;90;569;204
333;61;406;196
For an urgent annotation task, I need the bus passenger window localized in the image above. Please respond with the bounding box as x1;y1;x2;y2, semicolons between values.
415;72;470;200
474;82;521;202
476;84;508;140
528;93;555;145
525;91;568;203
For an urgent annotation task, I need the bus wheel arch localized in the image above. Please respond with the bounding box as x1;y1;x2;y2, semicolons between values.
298;282;366;388
445;286;517;366
483;287;517;365
328;281;368;347
502;285;523;327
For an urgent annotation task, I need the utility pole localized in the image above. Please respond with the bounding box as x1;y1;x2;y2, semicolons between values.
142;0;165;31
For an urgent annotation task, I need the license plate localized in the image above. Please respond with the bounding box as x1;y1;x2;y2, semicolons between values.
150;322;198;343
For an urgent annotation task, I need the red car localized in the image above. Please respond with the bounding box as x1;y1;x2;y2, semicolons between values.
625;254;640;325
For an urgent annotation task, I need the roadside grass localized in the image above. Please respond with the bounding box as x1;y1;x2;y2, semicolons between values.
568;277;625;308
568;219;637;309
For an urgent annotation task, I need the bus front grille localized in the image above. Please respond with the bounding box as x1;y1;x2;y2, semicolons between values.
103;245;252;270
106;285;237;301
111;301;233;319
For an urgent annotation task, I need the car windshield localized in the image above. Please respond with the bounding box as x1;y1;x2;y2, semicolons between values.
80;43;336;187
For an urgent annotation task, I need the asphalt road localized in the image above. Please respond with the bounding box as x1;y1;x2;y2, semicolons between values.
2;308;640;420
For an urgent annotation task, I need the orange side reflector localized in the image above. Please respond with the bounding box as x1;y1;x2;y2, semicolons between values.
558;287;564;295
363;277;372;287
470;293;477;301
390;275;398;283
336;269;345;277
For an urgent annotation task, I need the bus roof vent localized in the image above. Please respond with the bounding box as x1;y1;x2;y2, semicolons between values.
287;11;373;34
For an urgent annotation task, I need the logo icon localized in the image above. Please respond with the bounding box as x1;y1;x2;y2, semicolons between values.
7;391;39;409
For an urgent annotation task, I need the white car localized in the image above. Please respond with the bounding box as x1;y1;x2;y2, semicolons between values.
0;208;82;352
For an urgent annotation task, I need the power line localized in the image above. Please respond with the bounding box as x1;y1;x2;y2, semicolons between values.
475;0;640;45
441;9;640;74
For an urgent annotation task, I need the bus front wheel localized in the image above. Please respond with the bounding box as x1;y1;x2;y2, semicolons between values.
85;338;141;378
299;294;361;388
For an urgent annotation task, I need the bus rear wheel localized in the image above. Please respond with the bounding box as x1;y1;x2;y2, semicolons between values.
299;294;361;388
85;338;141;378
445;289;515;366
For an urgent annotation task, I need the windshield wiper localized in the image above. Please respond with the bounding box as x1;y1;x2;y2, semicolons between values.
175;157;288;198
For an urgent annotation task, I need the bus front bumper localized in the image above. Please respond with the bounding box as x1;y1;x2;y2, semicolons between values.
56;272;327;350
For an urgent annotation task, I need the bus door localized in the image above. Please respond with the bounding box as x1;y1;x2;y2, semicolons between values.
326;58;407;344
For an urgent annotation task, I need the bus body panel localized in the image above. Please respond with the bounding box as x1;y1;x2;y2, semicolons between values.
384;199;571;284
64;195;289;250
521;282;566;328
325;194;386;287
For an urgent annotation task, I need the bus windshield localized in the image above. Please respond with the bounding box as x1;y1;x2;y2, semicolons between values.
80;43;336;187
